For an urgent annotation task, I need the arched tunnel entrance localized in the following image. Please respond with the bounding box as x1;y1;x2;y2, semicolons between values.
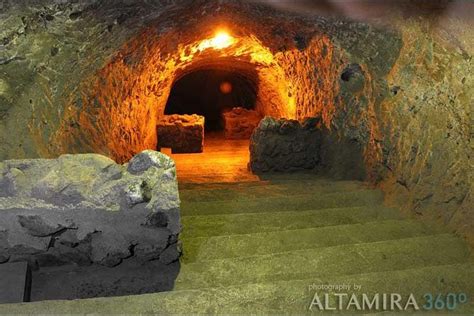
159;64;265;182
164;68;259;132
57;30;307;165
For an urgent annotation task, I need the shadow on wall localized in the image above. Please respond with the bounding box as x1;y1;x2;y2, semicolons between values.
318;130;367;181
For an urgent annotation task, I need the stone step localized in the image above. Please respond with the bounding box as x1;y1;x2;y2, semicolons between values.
179;180;369;202
180;206;401;238
170;263;474;314
178;177;360;190
4;263;473;314
180;219;443;263
180;189;384;216
175;234;470;290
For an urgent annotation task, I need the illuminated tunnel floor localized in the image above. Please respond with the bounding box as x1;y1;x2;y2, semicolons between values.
161;133;259;183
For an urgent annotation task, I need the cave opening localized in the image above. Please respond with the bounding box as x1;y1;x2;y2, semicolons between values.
164;68;259;132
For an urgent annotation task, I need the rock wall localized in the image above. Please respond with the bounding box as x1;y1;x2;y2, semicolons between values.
0;0;472;245
318;130;367;181
316;8;473;245
0;0;352;162
377;17;473;246
0;150;181;268
0;0;172;160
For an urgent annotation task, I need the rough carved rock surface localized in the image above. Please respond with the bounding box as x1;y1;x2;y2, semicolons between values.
0;0;471;249
0;151;181;268
157;114;204;153
222;107;262;139
249;117;322;172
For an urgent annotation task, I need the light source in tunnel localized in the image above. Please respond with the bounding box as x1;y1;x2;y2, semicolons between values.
219;81;233;94
198;31;235;51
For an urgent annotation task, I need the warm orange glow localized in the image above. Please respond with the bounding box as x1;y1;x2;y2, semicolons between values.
58;27;333;162
220;81;233;94
166;136;258;183
213;32;234;49
198;31;235;51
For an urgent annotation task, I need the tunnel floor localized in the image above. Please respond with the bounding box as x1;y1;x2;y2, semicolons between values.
162;133;259;183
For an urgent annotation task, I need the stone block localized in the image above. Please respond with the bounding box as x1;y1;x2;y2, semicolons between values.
0;151;181;269
249;116;322;172
0;262;31;303
222;107;262;139
157;114;204;153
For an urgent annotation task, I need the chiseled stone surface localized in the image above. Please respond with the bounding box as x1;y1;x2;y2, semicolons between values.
222;107;262;139
249;116;367;180
0;0;471;254
249;117;322;172
157;114;205;153
0;151;181;268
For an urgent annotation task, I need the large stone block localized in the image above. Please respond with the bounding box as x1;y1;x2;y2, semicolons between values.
0;151;181;269
249;117;322;172
222;107;262;139
157;114;204;153
0;262;31;303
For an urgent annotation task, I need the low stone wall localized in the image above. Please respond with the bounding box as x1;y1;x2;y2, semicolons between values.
157;114;204;153
0;151;181;269
222;107;262;139
249;117;322;172
249;117;368;179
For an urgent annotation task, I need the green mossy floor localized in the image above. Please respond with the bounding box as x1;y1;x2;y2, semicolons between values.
1;176;473;314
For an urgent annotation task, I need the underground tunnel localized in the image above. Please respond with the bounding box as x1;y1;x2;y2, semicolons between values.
164;68;259;132
0;0;472;313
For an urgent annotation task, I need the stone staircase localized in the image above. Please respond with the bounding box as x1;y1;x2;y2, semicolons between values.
171;176;474;314
1;175;473;314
